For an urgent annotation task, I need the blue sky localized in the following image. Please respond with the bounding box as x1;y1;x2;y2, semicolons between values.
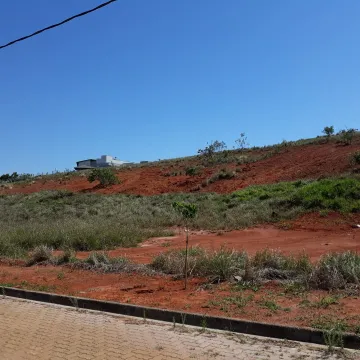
1;0;359;174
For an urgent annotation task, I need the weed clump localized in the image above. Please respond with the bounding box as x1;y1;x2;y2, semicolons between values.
152;248;360;291
26;245;53;266
53;248;76;265
73;252;153;275
309;251;360;290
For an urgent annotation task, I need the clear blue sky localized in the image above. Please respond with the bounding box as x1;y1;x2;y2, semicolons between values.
1;0;359;174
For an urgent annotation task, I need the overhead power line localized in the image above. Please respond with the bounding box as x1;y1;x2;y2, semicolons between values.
0;0;117;50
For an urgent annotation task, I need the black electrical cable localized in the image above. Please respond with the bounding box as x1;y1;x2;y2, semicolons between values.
0;0;117;50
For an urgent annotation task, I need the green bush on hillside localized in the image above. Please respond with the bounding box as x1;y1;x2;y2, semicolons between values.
0;172;34;183
209;169;236;183
87;168;119;187
337;128;357;145
322;126;334;140
350;151;360;166
185;166;201;176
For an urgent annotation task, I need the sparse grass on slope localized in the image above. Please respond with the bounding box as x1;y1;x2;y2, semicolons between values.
0;176;358;258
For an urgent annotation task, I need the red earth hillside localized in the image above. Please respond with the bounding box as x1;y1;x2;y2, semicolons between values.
2;138;359;196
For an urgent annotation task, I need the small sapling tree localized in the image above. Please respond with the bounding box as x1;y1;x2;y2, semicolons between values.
172;202;198;289
322;126;334;141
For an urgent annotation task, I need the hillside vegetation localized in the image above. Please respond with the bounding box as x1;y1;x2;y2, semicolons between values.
0;176;359;258
0;131;359;196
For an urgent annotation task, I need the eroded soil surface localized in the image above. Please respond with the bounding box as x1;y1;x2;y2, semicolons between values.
1;263;360;333
2;140;359;196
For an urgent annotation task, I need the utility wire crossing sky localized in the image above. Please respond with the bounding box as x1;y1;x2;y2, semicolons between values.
0;0;117;50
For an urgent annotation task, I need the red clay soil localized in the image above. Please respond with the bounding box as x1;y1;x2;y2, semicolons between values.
2;214;360;331
2;140;359;196
52;213;360;264
1;263;360;332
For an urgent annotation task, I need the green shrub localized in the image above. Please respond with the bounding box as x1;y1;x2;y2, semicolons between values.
185;167;200;176
350;151;360;166
172;202;198;222
337;128;357;145
208;169;236;184
87;168;119;187
322;126;334;140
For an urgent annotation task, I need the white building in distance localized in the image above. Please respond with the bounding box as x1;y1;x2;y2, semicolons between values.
75;155;131;171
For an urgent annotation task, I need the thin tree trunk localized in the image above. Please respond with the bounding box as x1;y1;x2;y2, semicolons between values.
184;227;189;290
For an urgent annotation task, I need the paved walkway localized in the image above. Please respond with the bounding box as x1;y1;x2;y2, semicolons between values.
0;297;358;360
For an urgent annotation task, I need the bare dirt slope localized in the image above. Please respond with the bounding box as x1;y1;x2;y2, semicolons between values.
2;139;360;196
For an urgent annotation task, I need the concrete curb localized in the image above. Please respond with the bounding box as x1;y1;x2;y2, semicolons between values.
2;286;360;349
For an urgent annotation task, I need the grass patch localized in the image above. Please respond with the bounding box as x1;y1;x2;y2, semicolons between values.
283;281;307;296
151;247;247;282
235;178;360;213
0;282;16;288
209;168;236;182
259;299;282;312
70;252;154;275
314;295;339;309
0;176;359;257
310;251;360;290
222;294;254;309
312;316;348;351
11;281;57;293
152;248;360;291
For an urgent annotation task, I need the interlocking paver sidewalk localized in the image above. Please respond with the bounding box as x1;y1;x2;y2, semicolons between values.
0;297;359;359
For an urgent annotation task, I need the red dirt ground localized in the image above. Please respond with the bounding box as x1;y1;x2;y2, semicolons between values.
2;140;359;196
57;213;359;264
1;263;360;332
1;213;360;331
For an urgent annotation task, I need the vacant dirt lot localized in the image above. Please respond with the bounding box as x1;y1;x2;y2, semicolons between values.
1;213;360;333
